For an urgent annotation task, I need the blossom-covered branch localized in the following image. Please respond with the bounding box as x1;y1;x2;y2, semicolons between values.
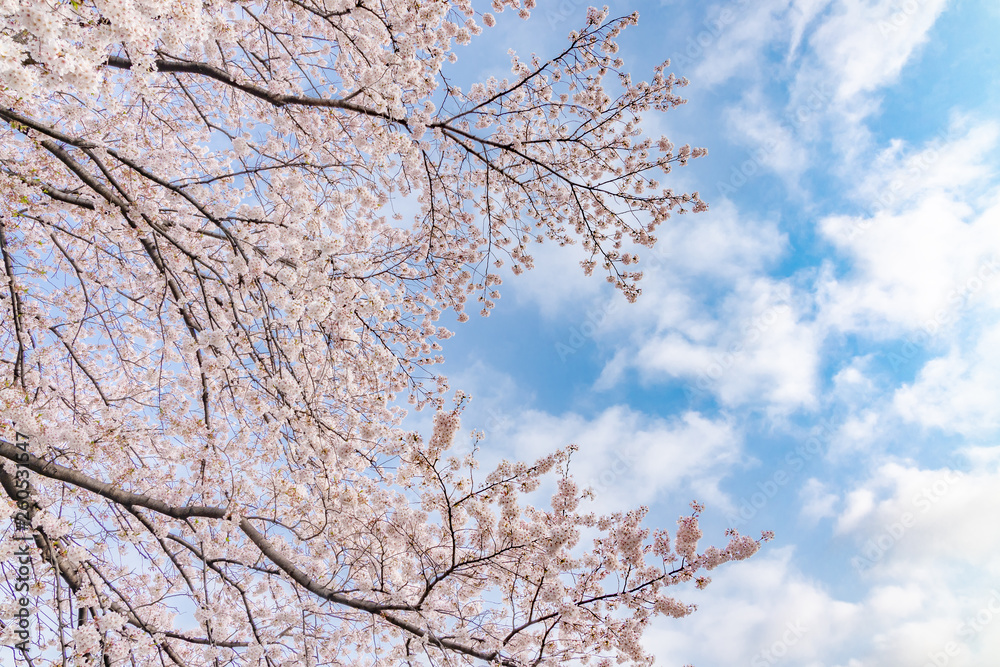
0;1;760;665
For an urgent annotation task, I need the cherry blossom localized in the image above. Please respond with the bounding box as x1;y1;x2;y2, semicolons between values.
0;1;764;665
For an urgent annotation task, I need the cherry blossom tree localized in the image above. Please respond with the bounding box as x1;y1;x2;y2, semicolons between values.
0;1;769;665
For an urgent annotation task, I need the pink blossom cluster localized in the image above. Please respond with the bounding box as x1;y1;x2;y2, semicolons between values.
1;0;738;665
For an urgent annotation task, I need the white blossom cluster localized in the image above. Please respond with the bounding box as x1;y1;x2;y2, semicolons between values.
0;1;750;665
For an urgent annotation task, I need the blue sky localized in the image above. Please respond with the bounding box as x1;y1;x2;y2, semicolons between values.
405;1;1000;665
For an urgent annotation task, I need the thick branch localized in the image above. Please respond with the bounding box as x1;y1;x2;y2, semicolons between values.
0;439;226;520
103;55;401;122
0;439;519;666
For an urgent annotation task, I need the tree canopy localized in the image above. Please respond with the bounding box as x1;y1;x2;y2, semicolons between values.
0;1;767;665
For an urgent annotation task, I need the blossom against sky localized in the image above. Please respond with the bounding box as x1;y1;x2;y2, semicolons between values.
425;1;1000;665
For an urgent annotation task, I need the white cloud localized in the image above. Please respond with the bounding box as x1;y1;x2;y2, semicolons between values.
805;0;950;103
701;0;952;183
835;487;876;534
860;120;1000;205
649;199;788;285
645;547;860;666
817;121;1000;335
828;461;1000;665
511;198;816;410
830;359;877;399
786;0;831;62
828;408;883;459
691;0;805;89
645;457;1000;666
505;238;608;317
505;406;744;512
839;462;1000;572
560;199;828;409
799;477;839;523
894;320;1000;436
724;92;813;182
608;276;821;410
502;191;788;322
